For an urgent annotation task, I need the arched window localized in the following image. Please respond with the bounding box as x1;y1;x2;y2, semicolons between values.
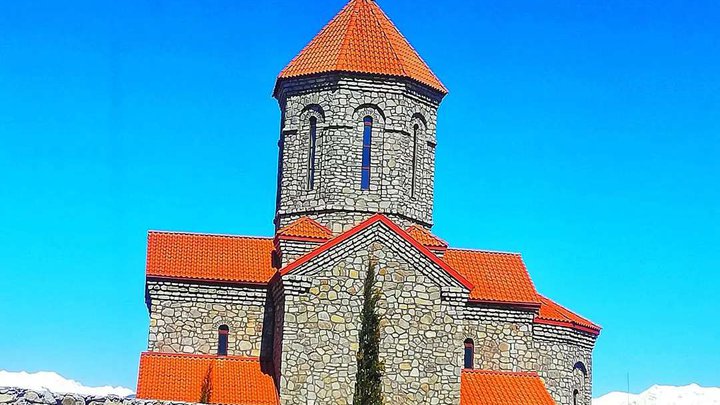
573;389;579;405
361;116;373;190
463;338;474;369
308;116;318;190
411;124;419;197
218;325;229;356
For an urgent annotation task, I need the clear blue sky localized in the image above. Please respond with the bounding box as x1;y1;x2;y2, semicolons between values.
1;0;718;398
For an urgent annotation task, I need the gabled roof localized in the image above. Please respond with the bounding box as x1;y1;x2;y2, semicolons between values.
460;370;556;405
276;217;333;242
406;225;448;250
281;214;473;291
146;231;276;284
443;248;540;307
276;0;447;94
535;295;601;335
136;352;278;405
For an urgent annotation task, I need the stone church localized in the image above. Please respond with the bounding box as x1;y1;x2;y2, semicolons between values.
136;0;601;404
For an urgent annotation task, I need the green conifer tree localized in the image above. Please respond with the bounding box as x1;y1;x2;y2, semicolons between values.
199;364;213;404
353;258;384;405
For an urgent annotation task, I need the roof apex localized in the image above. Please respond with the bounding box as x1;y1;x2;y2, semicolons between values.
281;214;473;290
276;216;333;241
276;0;447;94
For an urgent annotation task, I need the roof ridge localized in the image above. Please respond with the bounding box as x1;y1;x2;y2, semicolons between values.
446;247;522;256
461;369;540;377
330;0;359;72
365;0;407;77
141;352;266;362
148;230;272;240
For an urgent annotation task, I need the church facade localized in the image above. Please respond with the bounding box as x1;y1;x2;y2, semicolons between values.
136;1;600;404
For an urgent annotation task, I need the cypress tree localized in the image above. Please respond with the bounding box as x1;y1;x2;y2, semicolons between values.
353;259;384;405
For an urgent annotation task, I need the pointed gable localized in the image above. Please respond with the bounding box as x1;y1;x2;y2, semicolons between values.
277;0;447;94
281;214;472;291
276;217;333;241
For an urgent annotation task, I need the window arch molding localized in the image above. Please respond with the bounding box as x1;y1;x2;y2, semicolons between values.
353;105;385;191
572;361;589;405
353;103;386;124
217;324;230;356
463;338;475;369
299;104;326;191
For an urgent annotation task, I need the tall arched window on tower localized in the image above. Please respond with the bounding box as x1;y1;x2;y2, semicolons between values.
361;116;373;190
308;116;318;190
463;338;474;369
218;325;229;356
411;124;419;197
573;389;579;405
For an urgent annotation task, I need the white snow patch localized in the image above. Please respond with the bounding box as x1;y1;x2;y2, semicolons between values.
0;370;134;397
594;384;720;405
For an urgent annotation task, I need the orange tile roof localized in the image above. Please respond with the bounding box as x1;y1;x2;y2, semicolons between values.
443;249;540;306
406;225;448;249
276;0;447;94
146;231;276;284
276;217;333;241
137;352;278;405
460;370;556;405
535;295;601;335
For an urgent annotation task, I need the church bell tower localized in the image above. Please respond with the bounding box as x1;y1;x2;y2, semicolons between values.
273;0;448;234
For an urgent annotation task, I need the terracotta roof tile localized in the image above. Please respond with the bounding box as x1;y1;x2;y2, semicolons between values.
460;370;556;405
146;231;276;284
277;0;447;94
276;217;333;241
137;352;278;405
443;249;540;305
536;295;601;335
405;225;448;249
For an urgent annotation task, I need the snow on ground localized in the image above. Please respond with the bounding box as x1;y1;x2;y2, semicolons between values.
0;370;133;397
594;384;720;405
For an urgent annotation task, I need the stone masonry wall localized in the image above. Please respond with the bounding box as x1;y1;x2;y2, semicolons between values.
146;280;272;359
276;239;323;267
532;324;597;405
460;306;537;372
274;73;442;233
276;223;468;405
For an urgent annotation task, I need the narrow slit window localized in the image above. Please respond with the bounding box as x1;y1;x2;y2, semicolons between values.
411;124;418;197
308;116;317;190
361;116;373;190
464;338;474;369
218;325;229;356
573;389;579;405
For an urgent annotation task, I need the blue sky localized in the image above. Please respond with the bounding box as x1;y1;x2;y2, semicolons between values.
0;0;718;398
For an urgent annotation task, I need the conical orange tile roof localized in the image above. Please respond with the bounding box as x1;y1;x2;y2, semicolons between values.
277;0;447;94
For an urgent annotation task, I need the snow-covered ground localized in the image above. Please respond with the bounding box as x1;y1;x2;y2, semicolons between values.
594;384;720;405
0;370;133;397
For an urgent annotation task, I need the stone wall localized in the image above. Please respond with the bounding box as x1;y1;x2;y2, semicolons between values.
274;73;443;233
145;280;273;359
460;305;537;372
276;239;323;267
532;324;597;405
0;388;156;405
275;222;469;405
